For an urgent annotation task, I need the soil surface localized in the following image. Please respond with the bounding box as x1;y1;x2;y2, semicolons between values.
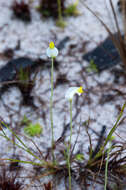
0;0;126;189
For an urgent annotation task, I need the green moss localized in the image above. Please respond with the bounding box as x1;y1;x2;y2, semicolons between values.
64;1;80;16
24;123;43;137
86;59;98;73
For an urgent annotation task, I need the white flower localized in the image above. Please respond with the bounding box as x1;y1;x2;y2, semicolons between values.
46;41;58;58
65;86;84;101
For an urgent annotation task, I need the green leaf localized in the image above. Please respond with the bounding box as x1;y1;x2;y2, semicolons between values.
75;154;84;161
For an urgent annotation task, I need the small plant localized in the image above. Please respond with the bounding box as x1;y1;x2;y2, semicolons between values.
46;41;58;163
12;0;31;22
24;123;43;137
86;59;98;73
64;0;80;16
65;86;84;190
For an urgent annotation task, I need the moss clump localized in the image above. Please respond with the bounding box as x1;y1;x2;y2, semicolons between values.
24;123;43;137
86;59;98;73
64;2;80;17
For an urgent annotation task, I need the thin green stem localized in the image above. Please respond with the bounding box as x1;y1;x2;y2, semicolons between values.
3;158;43;167
57;0;62;21
104;144;112;190
50;57;55;163
67;99;72;190
69;99;73;151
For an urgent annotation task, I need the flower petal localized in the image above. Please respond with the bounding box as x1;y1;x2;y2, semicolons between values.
46;43;59;58
65;87;83;100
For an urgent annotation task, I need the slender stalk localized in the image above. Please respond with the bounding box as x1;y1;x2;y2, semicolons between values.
57;0;62;21
104;144;112;190
69;99;73;151
67;99;72;190
56;0;66;28
50;57;55;163
2;158;44;167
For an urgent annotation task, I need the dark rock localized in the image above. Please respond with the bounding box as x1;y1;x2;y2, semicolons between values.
99;94;116;105
57;36;70;50
83;34;121;71
0;57;36;107
0;57;35;82
91;125;106;158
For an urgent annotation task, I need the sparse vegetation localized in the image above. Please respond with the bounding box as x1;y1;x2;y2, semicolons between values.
1;0;126;189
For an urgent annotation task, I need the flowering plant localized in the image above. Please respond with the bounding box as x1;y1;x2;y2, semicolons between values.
46;41;58;58
65;86;84;190
65;86;84;100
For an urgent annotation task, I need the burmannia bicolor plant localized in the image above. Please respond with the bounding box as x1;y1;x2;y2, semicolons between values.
46;41;58;163
65;86;84;190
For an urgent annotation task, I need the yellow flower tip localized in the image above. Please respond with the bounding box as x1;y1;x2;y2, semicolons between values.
65;87;84;100
77;86;84;94
49;41;55;49
46;42;58;58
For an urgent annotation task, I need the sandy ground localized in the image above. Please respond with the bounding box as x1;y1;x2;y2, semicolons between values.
0;0;126;189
